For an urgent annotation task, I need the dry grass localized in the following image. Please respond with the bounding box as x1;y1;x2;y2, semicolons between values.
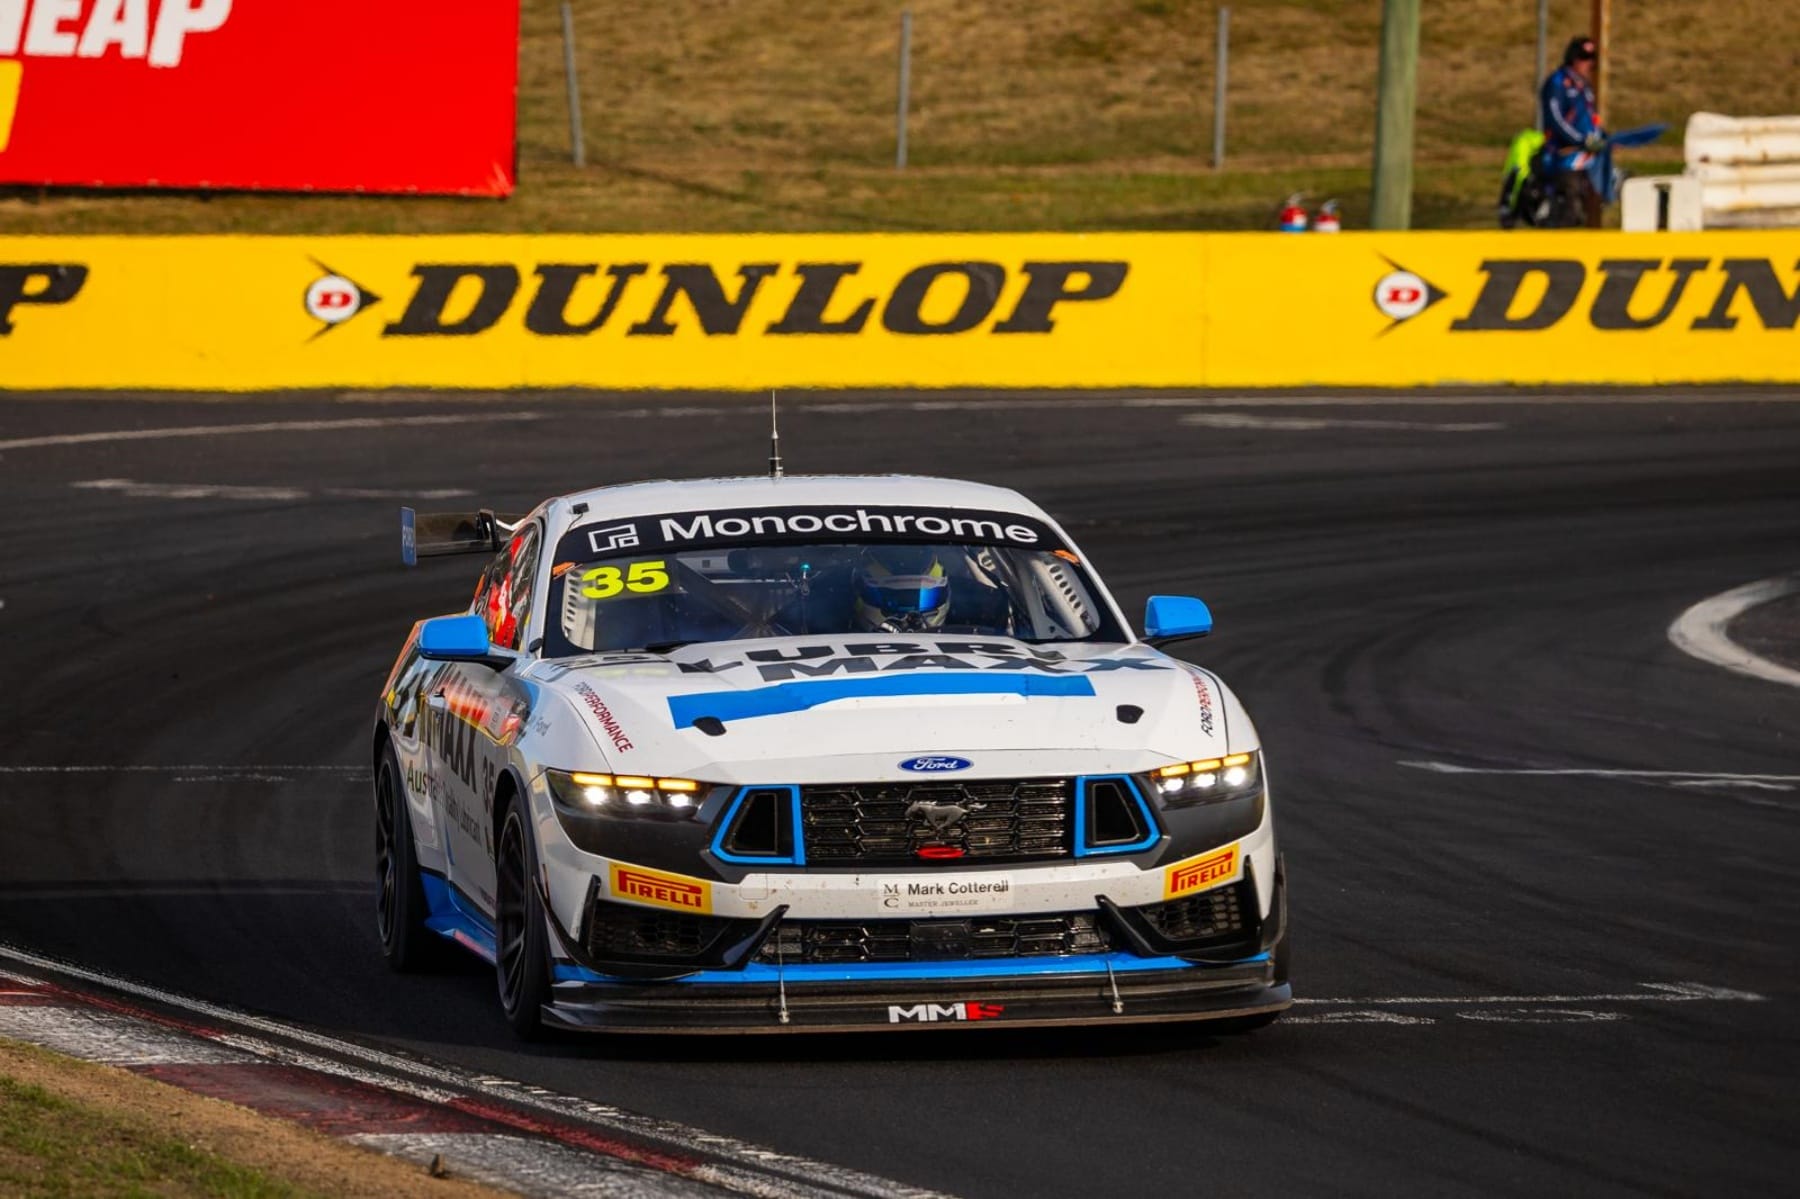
2;0;1794;233
0;1039;503;1198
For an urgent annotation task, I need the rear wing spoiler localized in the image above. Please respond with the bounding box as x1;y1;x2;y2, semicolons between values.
400;507;526;567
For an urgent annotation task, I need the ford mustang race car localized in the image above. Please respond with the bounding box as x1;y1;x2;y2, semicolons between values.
374;474;1289;1035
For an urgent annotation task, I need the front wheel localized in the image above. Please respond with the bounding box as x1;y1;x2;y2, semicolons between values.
494;796;553;1039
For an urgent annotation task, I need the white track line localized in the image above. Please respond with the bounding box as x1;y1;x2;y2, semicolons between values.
1399;761;1800;784
0;765;364;774
0;943;951;1199
324;487;475;500
1178;413;1505;432
1667;575;1800;689
1294;981;1763;1006
1286;982;1762;1025
0;411;544;452
70;479;473;502
9;391;1797;455
72;479;309;501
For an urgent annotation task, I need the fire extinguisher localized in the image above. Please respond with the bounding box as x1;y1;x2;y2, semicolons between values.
1278;193;1309;232
1313;199;1342;232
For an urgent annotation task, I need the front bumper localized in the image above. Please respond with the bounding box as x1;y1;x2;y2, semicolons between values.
538;855;1290;1034
527;769;1286;1031
542;955;1289;1034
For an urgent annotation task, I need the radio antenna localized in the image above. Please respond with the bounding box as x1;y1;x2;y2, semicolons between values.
768;390;784;480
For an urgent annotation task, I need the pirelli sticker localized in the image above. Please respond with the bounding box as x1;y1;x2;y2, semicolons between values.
609;862;712;915
1163;843;1242;901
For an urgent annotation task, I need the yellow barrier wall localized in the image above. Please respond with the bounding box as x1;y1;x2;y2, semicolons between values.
1;232;1795;389
1204;231;1800;387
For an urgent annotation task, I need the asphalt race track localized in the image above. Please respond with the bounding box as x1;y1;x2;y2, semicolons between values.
2;389;1798;1196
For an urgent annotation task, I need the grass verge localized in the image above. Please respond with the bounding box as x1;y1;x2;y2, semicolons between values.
0;0;1792;234
0;1038;500;1199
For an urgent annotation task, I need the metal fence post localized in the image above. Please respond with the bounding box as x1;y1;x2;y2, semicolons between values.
1591;0;1611;123
1213;7;1229;170
896;10;913;170
560;2;586;168
1370;0;1421;230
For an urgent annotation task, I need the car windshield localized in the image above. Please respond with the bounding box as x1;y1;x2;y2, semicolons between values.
545;539;1124;656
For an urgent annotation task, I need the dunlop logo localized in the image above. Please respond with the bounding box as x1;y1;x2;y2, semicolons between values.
1446;257;1800;333
375;260;1128;339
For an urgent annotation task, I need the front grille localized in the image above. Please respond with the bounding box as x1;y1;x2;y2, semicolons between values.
1140;882;1247;943
800;778;1074;865
757;912;1114;965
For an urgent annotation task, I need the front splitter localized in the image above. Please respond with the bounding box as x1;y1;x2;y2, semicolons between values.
541;959;1288;1034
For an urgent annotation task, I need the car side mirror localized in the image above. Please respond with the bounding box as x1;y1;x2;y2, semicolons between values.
1144;595;1213;647
418;614;518;671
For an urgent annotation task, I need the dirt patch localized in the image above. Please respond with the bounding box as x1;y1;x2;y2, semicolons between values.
0;1039;505;1199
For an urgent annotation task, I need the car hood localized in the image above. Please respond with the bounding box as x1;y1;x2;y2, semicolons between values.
524;634;1246;784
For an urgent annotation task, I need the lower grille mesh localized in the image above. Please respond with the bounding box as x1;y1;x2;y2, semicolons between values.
757;912;1113;965
1140;884;1246;942
585;900;722;960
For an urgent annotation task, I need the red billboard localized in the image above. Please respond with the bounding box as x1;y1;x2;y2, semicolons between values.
0;1;519;195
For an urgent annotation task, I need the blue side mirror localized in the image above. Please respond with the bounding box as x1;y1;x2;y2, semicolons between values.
419;614;508;666
1144;595;1213;645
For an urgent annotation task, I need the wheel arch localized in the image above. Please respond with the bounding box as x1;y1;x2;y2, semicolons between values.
492;763;529;853
372;719;393;772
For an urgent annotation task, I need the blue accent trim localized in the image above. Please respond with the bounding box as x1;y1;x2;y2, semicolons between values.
1073;775;1162;858
553;951;1224;986
709;785;805;866
668;673;1096;729
419;613;493;659
419;871;497;963
1145;595;1212;639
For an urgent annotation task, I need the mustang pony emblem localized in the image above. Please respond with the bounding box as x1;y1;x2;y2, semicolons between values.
906;801;972;833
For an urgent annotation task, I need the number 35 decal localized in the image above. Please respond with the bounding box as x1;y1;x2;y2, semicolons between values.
580;560;672;600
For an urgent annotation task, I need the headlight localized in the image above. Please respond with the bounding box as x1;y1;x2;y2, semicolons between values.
545;768;703;821
1144;750;1262;807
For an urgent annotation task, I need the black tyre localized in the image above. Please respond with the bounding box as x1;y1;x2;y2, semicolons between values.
494;794;553;1039
375;742;434;971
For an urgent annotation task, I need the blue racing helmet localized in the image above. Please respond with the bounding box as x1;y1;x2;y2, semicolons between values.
853;547;950;632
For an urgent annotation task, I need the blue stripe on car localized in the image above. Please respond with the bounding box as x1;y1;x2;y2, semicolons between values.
667;673;1097;729
552;951;1270;986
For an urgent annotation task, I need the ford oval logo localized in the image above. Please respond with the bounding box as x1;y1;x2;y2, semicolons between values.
900;755;972;773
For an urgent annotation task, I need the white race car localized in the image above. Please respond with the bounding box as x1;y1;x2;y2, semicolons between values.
375;474;1289;1035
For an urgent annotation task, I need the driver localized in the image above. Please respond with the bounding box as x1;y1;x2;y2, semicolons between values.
852;547;952;632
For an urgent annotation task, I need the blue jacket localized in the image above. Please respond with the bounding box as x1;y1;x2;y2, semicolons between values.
1540;65;1599;152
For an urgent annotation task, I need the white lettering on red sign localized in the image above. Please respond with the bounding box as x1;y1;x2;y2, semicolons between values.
80;0;151;60
0;0;231;68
